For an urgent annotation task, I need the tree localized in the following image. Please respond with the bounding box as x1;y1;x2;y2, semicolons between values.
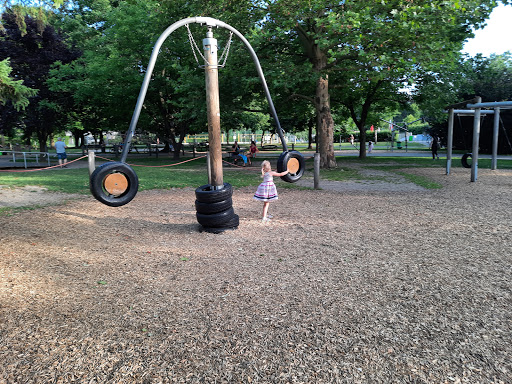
50;0;266;157
257;0;502;165
0;8;79;151
0;58;37;111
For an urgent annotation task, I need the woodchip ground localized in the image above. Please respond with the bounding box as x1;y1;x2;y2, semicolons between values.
1;166;511;383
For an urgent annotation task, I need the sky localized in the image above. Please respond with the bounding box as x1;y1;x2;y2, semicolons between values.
462;3;512;57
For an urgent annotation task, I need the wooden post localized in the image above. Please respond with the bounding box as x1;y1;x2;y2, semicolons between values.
203;27;224;188
314;152;320;189
88;150;95;176
207;152;212;185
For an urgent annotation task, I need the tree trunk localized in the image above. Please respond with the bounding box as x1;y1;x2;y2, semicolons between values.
359;127;367;159
315;74;337;168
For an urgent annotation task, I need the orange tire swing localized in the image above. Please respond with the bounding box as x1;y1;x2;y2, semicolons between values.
90;162;139;207
277;150;306;183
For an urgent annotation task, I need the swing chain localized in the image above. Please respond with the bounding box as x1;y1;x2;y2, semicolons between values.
218;31;233;68
186;24;233;69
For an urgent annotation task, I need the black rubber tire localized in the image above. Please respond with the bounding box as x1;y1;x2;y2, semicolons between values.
277;150;306;183
195;183;233;203
90;162;138;207
195;197;233;214
461;153;472;168
196;207;235;228
200;214;239;233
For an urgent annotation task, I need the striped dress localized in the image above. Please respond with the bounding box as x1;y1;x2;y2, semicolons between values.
254;172;278;202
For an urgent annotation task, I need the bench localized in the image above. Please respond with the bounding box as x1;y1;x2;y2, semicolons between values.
260;145;279;151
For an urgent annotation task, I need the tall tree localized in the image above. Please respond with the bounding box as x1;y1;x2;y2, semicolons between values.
0;8;79;151
50;0;265;157
257;0;502;165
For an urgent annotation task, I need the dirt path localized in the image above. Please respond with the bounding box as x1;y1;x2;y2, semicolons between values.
1;167;512;383
0;185;83;208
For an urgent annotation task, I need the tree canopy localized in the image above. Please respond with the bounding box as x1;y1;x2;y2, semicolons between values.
1;0;510;159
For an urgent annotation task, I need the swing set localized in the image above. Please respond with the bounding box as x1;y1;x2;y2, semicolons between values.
88;17;306;230
445;97;512;182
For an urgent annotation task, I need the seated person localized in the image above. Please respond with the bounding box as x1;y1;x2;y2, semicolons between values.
232;141;240;154
233;151;248;166
247;140;259;165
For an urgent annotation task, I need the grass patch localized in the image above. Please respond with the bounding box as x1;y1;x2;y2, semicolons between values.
393;171;443;189
1;154;510;195
320;166;367;182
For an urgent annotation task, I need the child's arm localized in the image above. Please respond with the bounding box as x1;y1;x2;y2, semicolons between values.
270;170;289;177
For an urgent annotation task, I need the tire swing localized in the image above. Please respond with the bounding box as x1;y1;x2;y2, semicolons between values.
277;150;306;183
461;153;472;169
90;162;139;207
195;183;238;233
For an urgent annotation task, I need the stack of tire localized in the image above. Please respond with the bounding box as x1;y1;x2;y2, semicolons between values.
195;182;239;233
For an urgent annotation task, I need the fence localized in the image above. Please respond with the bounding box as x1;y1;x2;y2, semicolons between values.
0;151;51;169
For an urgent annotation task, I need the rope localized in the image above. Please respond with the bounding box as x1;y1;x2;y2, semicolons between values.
222;159;251;168
95;155;207;168
0;155;88;173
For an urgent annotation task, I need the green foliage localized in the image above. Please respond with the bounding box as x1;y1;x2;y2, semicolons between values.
0;58;37;111
255;0;501;159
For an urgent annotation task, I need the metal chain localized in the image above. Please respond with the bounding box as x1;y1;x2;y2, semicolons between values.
218;31;233;68
185;24;233;69
186;24;208;67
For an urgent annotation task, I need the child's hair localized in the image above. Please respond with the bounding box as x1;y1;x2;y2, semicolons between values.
261;160;271;172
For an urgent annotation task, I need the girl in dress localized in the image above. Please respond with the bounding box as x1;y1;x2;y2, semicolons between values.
253;160;289;222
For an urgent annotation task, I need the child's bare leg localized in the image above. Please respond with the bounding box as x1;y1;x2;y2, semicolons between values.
262;202;269;219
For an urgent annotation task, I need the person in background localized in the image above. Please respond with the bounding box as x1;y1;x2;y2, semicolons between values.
368;141;374;153
232;141;240;154
431;135;439;159
247;140;259;165
53;137;68;168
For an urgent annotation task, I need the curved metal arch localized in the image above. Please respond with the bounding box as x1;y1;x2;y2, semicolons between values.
121;16;287;162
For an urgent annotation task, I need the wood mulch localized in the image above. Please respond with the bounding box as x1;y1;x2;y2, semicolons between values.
1;167;511;383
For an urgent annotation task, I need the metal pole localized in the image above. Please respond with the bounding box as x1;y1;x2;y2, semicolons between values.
491;107;500;170
314;152;320;189
88;150;95;176
203;27;223;188
471;96;482;182
120;17;290;163
446;108;454;175
206;152;212;185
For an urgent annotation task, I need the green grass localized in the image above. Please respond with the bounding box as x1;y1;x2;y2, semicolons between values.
0;156;265;195
320;166;367;182
0;168;91;194
1;154;510;196
394;171;443;189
